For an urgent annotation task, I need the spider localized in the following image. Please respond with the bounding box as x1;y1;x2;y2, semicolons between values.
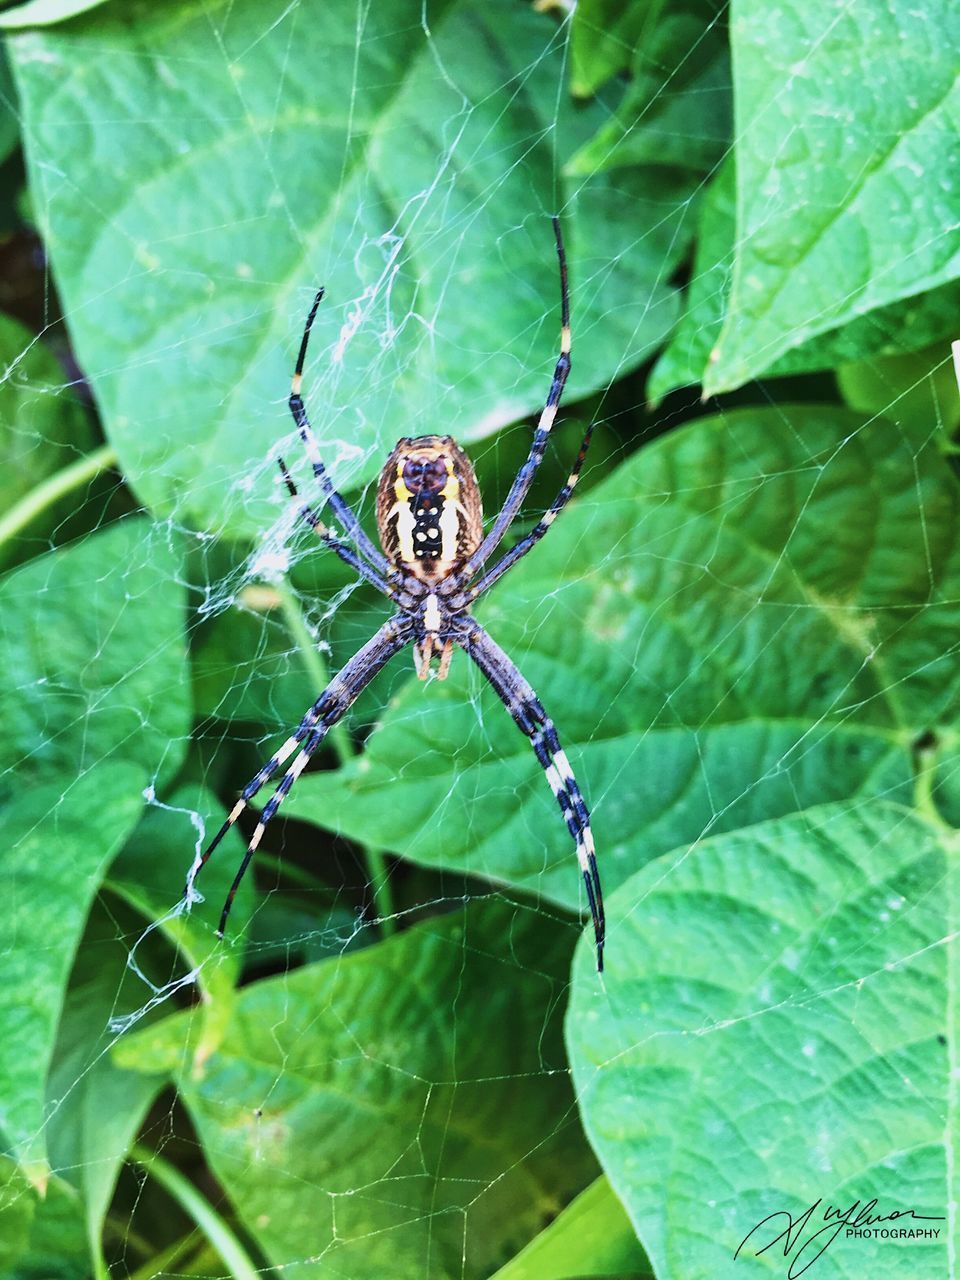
187;218;605;970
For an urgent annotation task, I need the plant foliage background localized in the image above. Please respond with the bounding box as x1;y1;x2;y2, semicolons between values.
0;0;957;1277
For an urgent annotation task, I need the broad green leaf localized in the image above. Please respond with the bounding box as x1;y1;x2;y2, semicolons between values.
50;778;257;1249
10;0;692;539
0;517;189;795
570;0;653;97
247;893;361;967
490;1175;652;1280
8;1174;88;1280
45;900;165;1273
0;519;188;1179
649;164;960;403
771;282;960;380
285;405;960;912
647;159;735;403
567;1;730;178
0;0;109;27
0;310;94;570
837;345;960;437
705;0;960;395
107;782;254;1013
0;1157;34;1272
115;904;598;1280
568;48;729;178
0;1159;88;1279
192;596;326;730
0;764;143;1180
566;801;955;1279
0;47;19;164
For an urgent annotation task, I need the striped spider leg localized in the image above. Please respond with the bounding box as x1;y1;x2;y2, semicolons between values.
456;620;605;970
188;216;605;969
185;616;413;934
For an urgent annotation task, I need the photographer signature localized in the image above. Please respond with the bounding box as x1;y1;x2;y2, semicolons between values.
734;1197;944;1278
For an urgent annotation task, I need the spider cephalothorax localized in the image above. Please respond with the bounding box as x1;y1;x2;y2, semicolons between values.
187;219;606;971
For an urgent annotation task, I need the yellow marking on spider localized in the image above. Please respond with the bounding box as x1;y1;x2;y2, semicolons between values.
439;505;462;563
388;499;416;561
291;372;302;395
393;459;411;503
561;323;571;355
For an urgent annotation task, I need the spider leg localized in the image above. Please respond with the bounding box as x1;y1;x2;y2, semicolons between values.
456;217;575;582
278;457;409;603
185;616;413;934
458;621;604;970
437;638;454;680
288;288;391;575
464;420;593;602
414;633;434;680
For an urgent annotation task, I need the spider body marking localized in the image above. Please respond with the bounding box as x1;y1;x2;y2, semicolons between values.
186;218;606;970
375;434;483;678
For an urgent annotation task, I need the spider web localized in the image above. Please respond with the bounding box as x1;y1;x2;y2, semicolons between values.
0;1;957;1278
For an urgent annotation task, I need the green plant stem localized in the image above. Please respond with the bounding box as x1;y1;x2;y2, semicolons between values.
0;441;118;549
130;1146;259;1280
275;576;396;935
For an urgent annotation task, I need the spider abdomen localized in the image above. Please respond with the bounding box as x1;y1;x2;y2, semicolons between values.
376;435;482;582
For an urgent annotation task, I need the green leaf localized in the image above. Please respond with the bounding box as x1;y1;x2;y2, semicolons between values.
0;0;109;27
45;900;164;1273
106;783;254;1010
8;1174;89;1280
0;764;144;1180
115;904;598;1279
0;310;95;569
770;281;960;381
647;158;734;403
284;404;960;914
192;594;333;730
0;519;188;1179
704;0;960;395
0;1160;89;1280
567;2;730;178
649;163;960;403
0;1157;35;1273
10;0;692;539
566;801;955;1279
570;0;653;97
836;345;960;437
0;46;20;164
489;1175;652;1280
0;517;189;794
40;783;255;1263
